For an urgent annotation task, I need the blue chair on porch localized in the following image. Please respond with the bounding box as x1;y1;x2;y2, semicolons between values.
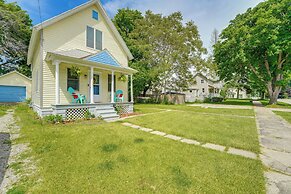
115;90;124;102
68;87;86;104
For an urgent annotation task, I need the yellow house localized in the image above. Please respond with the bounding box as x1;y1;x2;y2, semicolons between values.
27;0;137;120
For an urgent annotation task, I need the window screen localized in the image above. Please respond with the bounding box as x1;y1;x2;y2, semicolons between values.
95;29;102;50
86;26;94;48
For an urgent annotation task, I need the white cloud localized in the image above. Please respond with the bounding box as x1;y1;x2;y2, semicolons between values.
103;0;264;49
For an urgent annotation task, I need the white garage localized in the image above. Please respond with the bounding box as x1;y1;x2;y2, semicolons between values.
0;71;32;102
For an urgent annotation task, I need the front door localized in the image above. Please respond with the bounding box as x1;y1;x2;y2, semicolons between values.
93;74;100;102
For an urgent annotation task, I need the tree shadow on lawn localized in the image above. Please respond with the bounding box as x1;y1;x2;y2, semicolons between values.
0;133;11;185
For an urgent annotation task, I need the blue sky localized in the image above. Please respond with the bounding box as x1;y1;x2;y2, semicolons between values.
9;0;264;49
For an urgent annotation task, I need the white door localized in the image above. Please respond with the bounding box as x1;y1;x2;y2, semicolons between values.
93;74;100;102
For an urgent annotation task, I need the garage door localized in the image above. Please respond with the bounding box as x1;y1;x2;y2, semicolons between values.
0;85;26;102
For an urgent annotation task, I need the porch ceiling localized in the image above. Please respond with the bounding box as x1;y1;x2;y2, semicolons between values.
45;50;138;74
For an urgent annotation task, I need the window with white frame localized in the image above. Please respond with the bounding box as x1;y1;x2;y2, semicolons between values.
202;88;205;93
201;79;204;83
86;26;102;50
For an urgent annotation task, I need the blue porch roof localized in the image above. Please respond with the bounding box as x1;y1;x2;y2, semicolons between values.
85;50;121;67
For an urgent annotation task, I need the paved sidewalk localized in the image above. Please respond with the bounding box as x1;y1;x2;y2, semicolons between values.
122;122;258;160
253;101;291;194
278;99;291;105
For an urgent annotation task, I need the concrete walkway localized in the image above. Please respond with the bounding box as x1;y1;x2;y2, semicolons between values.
253;101;291;194
122;122;258;160
278;99;291;105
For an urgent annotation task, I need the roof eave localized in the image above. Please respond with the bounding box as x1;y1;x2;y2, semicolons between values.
46;52;138;74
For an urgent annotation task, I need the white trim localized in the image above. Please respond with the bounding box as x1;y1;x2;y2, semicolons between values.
0;71;32;81
27;0;133;64
90;67;94;103
130;74;134;103
111;71;115;103
55;61;60;104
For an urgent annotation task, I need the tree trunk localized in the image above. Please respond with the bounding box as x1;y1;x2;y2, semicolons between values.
236;88;240;99
267;81;281;105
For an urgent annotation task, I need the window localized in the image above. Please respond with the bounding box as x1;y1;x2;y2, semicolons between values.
95;29;102;50
201;80;204;83
86;26;102;50
86;26;94;48
108;74;116;92
202;88;205;93
189;90;192;93
67;69;79;91
92;10;99;20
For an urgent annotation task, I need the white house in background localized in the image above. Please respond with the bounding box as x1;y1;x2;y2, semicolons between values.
226;88;248;99
184;73;223;102
27;0;137;121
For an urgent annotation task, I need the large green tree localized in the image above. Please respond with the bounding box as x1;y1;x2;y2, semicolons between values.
114;9;206;97
0;0;32;76
214;0;290;104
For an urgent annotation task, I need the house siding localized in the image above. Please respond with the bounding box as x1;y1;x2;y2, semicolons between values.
31;36;41;106
41;4;129;107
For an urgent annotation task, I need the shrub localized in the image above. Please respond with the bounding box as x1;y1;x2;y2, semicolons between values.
25;98;32;105
203;97;211;103
211;97;224;102
43;114;63;124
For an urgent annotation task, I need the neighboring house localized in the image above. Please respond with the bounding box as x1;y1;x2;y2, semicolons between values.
27;0;137;120
226;88;248;99
184;73;223;102
0;71;32;102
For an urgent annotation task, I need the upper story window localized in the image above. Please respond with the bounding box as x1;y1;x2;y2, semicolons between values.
86;26;102;50
92;10;99;21
201;80;204;83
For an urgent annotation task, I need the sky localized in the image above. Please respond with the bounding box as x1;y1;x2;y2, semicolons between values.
8;0;264;49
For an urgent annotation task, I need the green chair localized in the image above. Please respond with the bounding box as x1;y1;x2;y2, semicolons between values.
115;90;124;102
67;87;86;104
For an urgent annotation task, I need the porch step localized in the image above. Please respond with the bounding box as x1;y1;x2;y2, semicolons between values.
94;105;119;121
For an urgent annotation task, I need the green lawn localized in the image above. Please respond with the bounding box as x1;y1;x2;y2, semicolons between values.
11;104;265;193
0;104;11;116
135;104;255;116
260;99;291;109
208;98;253;106
128;104;259;153
274;111;291;124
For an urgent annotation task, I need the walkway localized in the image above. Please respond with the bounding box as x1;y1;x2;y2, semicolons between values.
122;122;257;159
278;99;291;105
253;101;291;194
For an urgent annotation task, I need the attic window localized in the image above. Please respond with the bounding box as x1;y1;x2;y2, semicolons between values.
92;10;99;20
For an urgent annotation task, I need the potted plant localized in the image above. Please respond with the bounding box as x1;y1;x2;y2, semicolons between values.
118;74;127;82
70;66;82;77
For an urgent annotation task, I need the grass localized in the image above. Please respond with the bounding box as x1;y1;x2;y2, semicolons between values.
0;104;11;116
207;98;254;106
134;104;255;116
260;99;291;109
273;111;291;124
126;106;259;153
11;104;265;193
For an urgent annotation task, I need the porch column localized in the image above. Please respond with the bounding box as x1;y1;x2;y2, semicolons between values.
90;67;94;103
55;61;60;104
111;71;115;103
130;74;134;102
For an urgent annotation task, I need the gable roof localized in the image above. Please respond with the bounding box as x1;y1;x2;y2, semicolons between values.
27;0;133;64
0;71;32;81
85;49;121;67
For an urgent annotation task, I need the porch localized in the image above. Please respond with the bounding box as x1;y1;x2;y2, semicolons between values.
52;102;133;121
44;49;137;120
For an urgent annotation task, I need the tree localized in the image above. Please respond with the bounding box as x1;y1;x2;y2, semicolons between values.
214;0;290;104
114;9;206;97
0;0;32;76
